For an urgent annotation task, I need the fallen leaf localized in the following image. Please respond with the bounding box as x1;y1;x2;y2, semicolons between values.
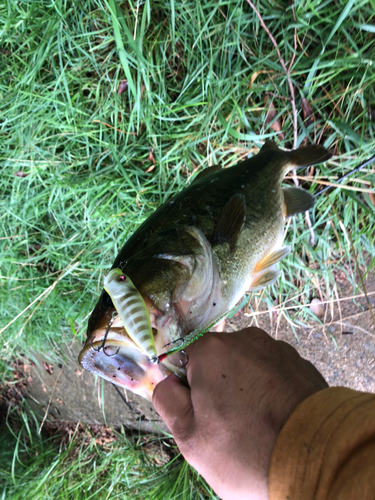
15;171;29;178
264;94;284;138
148;147;155;164
118;80;128;94
249;70;274;89
368;191;375;207
145;148;156;172
42;362;54;375
301;98;314;126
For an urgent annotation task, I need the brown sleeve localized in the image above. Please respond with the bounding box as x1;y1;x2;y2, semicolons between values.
268;387;375;500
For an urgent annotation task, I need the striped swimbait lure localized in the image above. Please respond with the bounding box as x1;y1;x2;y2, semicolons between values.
103;269;157;359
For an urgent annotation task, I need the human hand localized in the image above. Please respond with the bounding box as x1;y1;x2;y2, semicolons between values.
153;327;328;500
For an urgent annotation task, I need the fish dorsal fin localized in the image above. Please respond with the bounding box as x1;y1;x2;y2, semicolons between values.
213;193;246;250
253;246;291;275
193;165;222;183
284;145;332;168
283;187;315;217
260;139;280;152
249;269;281;291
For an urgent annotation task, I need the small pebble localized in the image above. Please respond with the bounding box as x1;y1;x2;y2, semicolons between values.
309;298;325;318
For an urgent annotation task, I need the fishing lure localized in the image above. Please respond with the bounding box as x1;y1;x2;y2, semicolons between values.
103;269;157;359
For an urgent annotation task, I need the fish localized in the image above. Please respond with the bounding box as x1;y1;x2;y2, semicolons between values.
78;140;332;401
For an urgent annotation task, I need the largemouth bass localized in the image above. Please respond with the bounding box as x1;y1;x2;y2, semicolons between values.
79;140;331;400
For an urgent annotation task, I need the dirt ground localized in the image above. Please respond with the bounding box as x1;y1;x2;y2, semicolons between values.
22;272;375;434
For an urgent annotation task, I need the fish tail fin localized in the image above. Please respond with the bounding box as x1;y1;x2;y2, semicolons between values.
283;145;332;172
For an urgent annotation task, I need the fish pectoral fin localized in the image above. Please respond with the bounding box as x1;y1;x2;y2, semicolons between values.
249;268;281;291
285;145;332;168
253;246;291;275
192;164;222;183
154;253;196;272
283;187;315;217
213;193;246;251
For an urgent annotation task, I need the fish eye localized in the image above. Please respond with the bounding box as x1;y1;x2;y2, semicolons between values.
119;275;126;282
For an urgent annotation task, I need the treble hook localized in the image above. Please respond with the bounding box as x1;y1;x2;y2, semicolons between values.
179;350;189;368
103;344;120;357
162;337;185;349
90;312;118;353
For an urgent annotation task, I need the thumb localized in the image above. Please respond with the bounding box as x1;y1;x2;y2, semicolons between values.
153;374;194;441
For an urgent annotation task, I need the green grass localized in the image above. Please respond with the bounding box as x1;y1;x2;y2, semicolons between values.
0;404;215;499
1;0;375;497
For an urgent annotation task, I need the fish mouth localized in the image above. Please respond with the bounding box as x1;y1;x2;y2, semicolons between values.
78;321;187;402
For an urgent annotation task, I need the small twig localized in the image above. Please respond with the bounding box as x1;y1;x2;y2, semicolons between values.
314;155;375;196
112;384;134;411
246;0;298;149
38;364;64;434
329;201;375;329
244;290;375;318
1;260;81;344
288;3;297;72
219;8;256;57
335;287;343;334
335;321;375;338
92;120;137;135
275;312;282;340
332;309;374;324
247;0;307;245
305;210;315;246
133;0;140;40
288;176;375;194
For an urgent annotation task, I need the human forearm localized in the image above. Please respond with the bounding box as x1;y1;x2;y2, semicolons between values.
153;328;328;500
269;387;375;500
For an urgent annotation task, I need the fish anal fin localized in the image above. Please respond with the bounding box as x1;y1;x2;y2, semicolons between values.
193;165;222;183
213;194;246;251
249;269;281;291
253;246;291;275
283;187;315;217
285;145;332;168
